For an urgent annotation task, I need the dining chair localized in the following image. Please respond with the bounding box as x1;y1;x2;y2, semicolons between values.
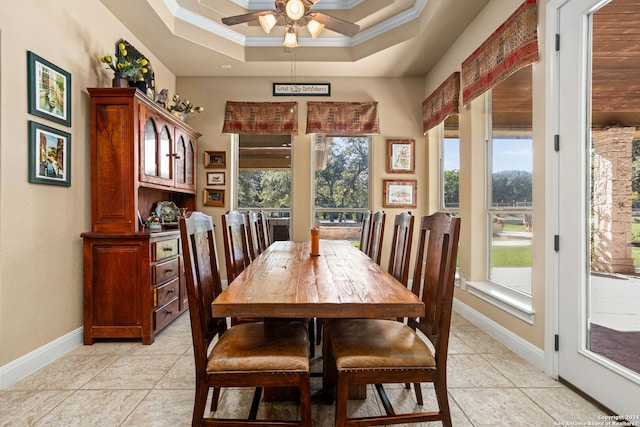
387;211;414;287
367;210;386;265
221;210;251;283
245;210;262;260
257;210;271;252
324;212;461;427
358;210;373;254
179;211;312;426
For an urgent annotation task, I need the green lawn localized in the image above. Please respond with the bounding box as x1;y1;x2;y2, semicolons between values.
492;245;532;267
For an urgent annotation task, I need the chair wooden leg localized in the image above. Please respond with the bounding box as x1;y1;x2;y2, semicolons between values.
308;319;315;358
210;386;221;411
434;379;452;427
334;375;350;427
193;381;209;426
316;318;323;346
299;374;312;427
413;382;423;405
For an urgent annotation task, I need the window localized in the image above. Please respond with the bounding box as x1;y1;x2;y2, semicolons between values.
487;66;533;297
236;134;292;238
313;135;370;241
441;115;460;211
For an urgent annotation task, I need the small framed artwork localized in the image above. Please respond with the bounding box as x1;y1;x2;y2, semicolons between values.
383;179;417;208
206;171;226;185
203;188;225;207
204;151;226;168
28;121;71;187
386;139;415;173
27;51;72;127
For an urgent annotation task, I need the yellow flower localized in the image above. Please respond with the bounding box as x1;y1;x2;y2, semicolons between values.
141;67;148;74
118;42;126;51
140;58;148;66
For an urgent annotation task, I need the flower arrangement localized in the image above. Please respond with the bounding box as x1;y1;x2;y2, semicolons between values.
99;42;148;82
166;93;203;121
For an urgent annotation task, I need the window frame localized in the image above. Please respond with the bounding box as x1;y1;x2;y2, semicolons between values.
312;134;372;236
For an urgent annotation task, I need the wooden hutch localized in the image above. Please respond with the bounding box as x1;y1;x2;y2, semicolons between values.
82;88;200;344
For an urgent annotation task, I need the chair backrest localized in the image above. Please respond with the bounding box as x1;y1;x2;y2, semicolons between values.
179;212;228;376
221;210;251;282
257;210;271;252
245;210;262;260
358;210;373;254
409;212;461;363
367;210;386;265
387;211;415;286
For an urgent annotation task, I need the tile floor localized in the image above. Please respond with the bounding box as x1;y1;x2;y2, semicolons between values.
0;312;609;426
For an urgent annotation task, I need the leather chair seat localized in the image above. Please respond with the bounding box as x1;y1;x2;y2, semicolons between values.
329;319;435;370
208;320;310;372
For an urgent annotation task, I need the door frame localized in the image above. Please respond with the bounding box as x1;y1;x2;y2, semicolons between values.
545;0;640;414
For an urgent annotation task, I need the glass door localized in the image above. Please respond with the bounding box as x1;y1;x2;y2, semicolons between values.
555;0;640;415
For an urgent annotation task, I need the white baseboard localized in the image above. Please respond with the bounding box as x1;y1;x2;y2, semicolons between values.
0;327;83;389
453;299;546;371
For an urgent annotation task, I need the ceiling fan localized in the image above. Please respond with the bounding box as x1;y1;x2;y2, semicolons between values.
222;0;360;48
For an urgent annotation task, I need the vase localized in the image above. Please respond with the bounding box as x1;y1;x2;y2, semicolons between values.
112;72;130;88
172;111;189;123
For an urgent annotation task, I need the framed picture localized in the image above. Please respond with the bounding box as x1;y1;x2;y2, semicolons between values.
27;51;71;127
203;188;225;207
386;139;415;173
383;180;417;208
28;121;71;187
204;151;226;168
206;171;226;185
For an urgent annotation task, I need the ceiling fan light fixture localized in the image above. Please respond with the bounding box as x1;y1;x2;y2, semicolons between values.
285;0;305;21
258;13;277;33
307;19;324;38
283;27;298;48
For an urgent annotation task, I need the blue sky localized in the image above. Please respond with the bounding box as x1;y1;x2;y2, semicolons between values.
443;138;532;173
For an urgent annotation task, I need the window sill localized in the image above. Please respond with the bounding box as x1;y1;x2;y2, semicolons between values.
464;280;535;324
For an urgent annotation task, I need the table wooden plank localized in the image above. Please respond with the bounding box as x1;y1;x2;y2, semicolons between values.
211;240;424;319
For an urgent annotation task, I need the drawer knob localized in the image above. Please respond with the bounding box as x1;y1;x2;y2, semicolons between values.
162;247;172;252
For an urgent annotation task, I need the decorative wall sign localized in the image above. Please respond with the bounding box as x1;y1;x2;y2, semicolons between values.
28;121;71;186
273;83;330;96
27;51;71;127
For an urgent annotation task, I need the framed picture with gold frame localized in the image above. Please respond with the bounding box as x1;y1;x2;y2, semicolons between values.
383;179;417;208
203;188;225;207
386;139;415;173
204;151;226;169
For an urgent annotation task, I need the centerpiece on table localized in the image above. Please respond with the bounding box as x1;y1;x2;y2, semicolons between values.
99;42;148;88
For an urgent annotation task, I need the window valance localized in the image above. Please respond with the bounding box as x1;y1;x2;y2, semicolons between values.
422;72;460;134
222;101;298;135
461;0;538;105
306;101;380;135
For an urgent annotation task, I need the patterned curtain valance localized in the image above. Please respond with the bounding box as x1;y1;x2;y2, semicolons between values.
306;101;380;135
222;101;298;135
461;0;538;105
422;72;460;134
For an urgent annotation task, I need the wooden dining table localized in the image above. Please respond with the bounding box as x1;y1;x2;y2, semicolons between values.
211;239;424;320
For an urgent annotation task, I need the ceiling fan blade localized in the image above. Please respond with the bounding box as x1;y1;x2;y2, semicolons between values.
222;11;271;26
311;12;360;37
